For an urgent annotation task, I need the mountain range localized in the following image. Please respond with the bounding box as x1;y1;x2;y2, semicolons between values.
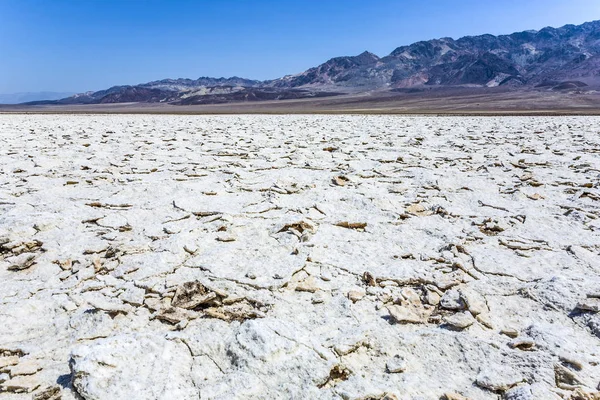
25;20;600;106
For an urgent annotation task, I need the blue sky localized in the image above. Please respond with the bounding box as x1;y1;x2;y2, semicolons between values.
1;0;599;93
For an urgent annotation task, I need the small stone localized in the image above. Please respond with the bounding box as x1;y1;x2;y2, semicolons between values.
183;245;198;255
527;193;544;200
366;286;379;296
435;273;464;290
174;319;189;330
568;388;600;400
509;338;536;351
154;307;192;325
77;267;95;281
87;296;131;315
406;203;433;216
347;289;366;303
216;233;236;242
576;298;600;313
554;363;584;390
386;355;407;373
440;289;466;310
58;259;72;270
33;385;61;400
172;281;220;309
7;253;36;271
459;287;488;315
441;393;470;400
335;221;367;230
559;354;584;371
0;374;41;393
501;327;520;338
144;297;162;312
320;268;332;281
333;175;350;186
476;313;494;329
504;385;534;400
8;359;42;376
334;340;366;356
0;356;19;369
400;287;421;305
57;270;71;281
296;277;319;293
118;286;146;307
312;292;327;304
362;271;377;286
443;311;476;330
387;305;429;324
424;289;441;306
476;368;525;391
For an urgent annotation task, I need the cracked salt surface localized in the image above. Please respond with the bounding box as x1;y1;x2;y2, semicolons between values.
0;114;599;399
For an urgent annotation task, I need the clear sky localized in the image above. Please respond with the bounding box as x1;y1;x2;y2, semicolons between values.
1;0;599;93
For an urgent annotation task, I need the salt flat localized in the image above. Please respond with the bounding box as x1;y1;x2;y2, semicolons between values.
0;114;599;400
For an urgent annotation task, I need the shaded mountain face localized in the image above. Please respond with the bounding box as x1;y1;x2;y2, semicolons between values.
28;20;600;106
275;20;600;89
271;51;381;87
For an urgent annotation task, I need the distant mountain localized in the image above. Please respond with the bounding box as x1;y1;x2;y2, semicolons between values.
273;20;600;90
0;92;75;104
28;20;600;106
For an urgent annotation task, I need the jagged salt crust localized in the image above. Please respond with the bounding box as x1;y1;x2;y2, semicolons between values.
0;115;599;400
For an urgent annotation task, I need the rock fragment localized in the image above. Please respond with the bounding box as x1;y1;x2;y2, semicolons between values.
332;175;350;186
335;221;367;230
442;393;470;400
118;286;146;307
554;363;584;390
476;367;525;391
440;289;466;310
171;281;222;309
154;307;193;325
576;298;600;313
7;359;42;376
32;386;61;400
296;277;319;293
0;374;41;393
459;287;488;315
444;311;476;330
503;385;534;400
500;328;520;338
385;355;407;373
347;288;366;303
387;304;430;324
509;338;536;351
0;356;19;369
6;253;36;271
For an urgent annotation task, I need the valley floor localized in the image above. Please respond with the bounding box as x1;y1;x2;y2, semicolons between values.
0;115;599;399
1;87;600;115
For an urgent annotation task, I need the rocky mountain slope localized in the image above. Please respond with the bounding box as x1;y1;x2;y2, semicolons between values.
27;20;600;106
279;20;600;90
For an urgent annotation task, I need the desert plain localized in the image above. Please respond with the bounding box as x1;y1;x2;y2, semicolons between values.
0;114;599;399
